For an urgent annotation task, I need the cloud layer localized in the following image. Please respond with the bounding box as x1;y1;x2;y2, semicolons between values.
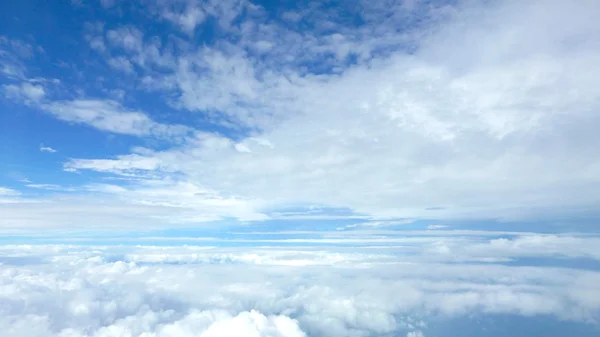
1;243;600;337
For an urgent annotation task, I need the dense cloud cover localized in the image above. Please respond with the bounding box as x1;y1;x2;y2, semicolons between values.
1;241;600;336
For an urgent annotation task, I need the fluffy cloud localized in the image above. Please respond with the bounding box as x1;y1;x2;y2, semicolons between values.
54;309;306;337
57;0;600;224
1;244;599;337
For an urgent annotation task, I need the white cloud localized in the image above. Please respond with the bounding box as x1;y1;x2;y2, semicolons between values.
149;310;306;337
26;184;75;192
3;82;46;103
106;26;144;52
337;220;415;230
107;56;135;73
88;36;106;52
459;235;600;261
108;88;125;101
3;0;599;228
407;331;424;337
60;0;600;223
0;199;186;232
66;154;164;173
161;5;206;35
42;99;190;137
40;145;57;153
0;187;19;196
427;225;448;230
4;38;34;58
0;180;266;231
0;245;599;337
0;37;33;79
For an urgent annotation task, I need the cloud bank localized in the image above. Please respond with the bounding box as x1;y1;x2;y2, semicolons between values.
1;244;600;337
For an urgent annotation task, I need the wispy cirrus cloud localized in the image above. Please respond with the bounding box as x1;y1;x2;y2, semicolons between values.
0;36;33;79
42;99;191;138
0;187;20;196
26;184;75;192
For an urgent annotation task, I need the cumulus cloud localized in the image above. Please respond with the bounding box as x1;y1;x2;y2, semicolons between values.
57;309;306;337
0;245;599;337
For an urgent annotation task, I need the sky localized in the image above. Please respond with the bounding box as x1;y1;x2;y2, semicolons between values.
1;0;600;336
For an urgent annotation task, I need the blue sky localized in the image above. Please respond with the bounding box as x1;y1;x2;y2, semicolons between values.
1;2;600;335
